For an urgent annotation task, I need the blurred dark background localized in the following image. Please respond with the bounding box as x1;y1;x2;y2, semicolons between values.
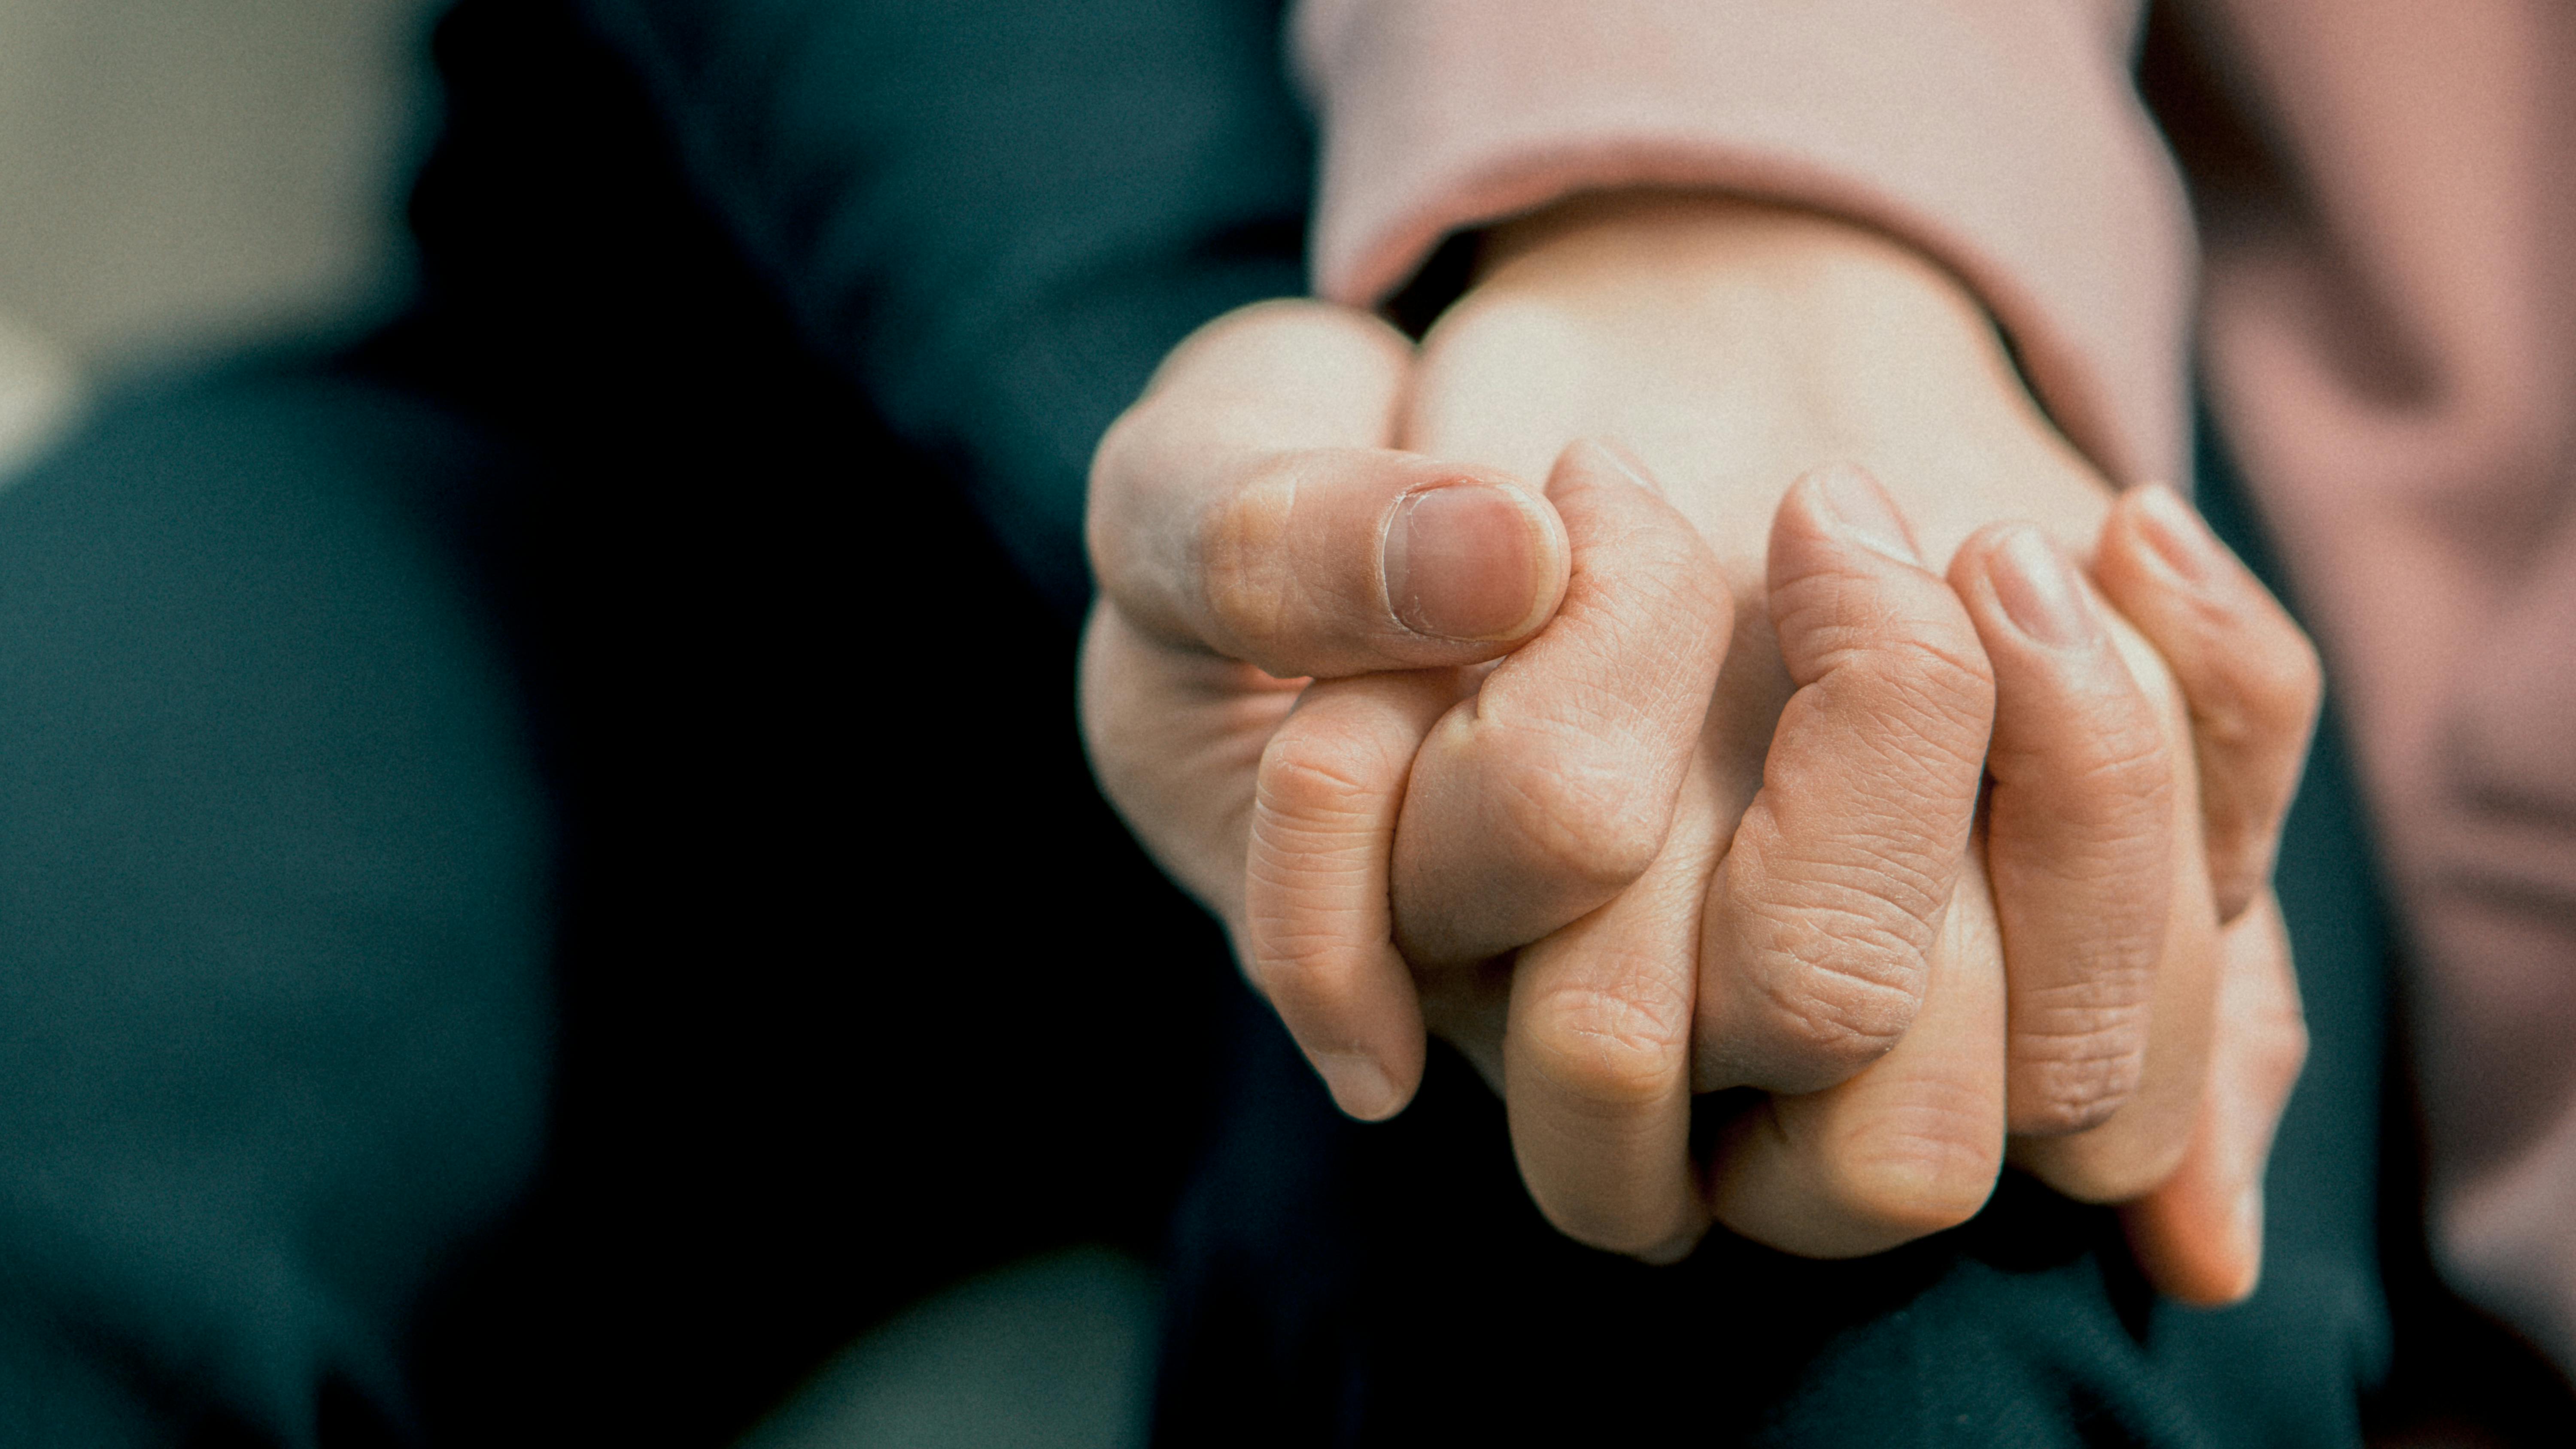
0;6;1231;1445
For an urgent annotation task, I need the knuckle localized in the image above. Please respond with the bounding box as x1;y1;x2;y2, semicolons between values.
2003;704;2173;831
1720;897;1929;1092
2001;949;2158;1133
1861;661;1999;768
2265;1013;2313;1089
1486;755;1667;894
1741;783;1974;943
1525;979;1690;1112
1804;609;1999;723
1246;929;1352;1017
1085;406;1146;517
2008;1052;2146;1135
2202;641;2322;759
1257;732;1383;823
1243;876;1373;1015
1826;1083;2004;1234
1620;511;1733;624
2208;854;2270;925
2164;615;2318;792
2230;586;2325;709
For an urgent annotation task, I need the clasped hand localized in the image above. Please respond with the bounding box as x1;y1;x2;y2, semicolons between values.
1082;196;2319;1303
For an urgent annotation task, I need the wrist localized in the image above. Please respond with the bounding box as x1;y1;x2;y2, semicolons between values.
1417;189;2108;569
1483;192;2033;450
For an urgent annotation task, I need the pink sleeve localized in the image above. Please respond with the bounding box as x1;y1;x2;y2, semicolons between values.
1294;0;2196;486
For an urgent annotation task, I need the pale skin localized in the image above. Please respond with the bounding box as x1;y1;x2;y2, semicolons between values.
1082;193;2318;1303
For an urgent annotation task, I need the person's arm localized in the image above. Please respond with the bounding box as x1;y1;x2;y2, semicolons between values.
575;0;1316;614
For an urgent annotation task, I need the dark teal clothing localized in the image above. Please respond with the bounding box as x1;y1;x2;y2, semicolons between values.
0;372;553;1446
572;0;1312;613
0;1;1270;1442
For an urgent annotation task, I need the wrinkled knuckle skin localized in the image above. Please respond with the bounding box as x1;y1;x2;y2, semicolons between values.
1525;980;1689;1113
2087;709;2175;803
2001;709;2173;860
1617;511;1734;637
1875;631;1999;727
1780;563;1993;683
1257;730;1381;823
1716;902;1926;1093
2009;1043;2147;1136
1244;920;1348;1021
1802;647;1997;802
1486;757;1665;899
1996;909;2161;1136
1743;981;1910;1094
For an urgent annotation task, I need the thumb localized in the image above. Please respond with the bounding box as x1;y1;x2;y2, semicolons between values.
1087;301;1569;679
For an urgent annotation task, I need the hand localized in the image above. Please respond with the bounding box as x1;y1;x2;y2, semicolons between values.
1264;192;2315;1288
1080;299;1570;1113
1082;199;2318;1295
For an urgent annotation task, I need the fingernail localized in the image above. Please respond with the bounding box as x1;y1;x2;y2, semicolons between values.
1383;483;1548;641
1813;464;1922;565
1578;438;1664;494
1314;1051;1401;1121
1990;526;2099;647
2131;483;2226;586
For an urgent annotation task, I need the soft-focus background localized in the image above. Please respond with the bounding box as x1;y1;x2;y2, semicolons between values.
0;6;1162;1444
0;0;436;471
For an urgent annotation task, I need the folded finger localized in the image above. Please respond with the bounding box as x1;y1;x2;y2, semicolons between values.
1707;845;2009;1257
1088;301;1571;679
2010;619;2223;1201
1504;754;1722;1262
2093;484;2322;924
1245;670;1463;1119
1696;464;1995;1095
1950;524;2174;1136
1391;440;1733;967
2118;891;2309;1303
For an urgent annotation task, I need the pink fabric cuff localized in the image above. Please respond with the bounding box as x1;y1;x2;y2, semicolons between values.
1296;0;2197;485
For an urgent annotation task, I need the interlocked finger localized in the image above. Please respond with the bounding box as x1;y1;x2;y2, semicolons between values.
1693;465;1996;1096
1707;844;2008;1257
1245;670;1464;1119
1389;442;1734;969
2007;616;2223;1202
1950;524;2175;1137
2118;891;2308;1303
2092;484;2322;925
1504;750;1725;1261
